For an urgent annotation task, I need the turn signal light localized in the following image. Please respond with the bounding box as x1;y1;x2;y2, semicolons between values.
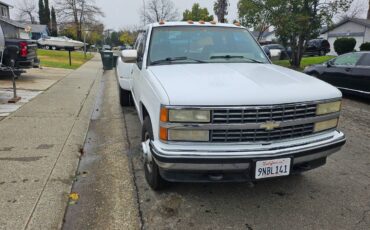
160;107;168;122
159;127;168;141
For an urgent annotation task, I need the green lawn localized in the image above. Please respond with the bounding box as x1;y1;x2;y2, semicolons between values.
37;49;94;69
273;56;335;71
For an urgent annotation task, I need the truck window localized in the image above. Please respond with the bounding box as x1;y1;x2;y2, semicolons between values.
148;26;269;66
136;32;147;69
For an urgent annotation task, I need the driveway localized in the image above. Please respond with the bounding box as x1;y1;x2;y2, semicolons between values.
0;67;72;119
64;70;370;230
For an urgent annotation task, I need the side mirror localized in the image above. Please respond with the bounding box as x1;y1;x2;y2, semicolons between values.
121;50;137;63
327;60;334;67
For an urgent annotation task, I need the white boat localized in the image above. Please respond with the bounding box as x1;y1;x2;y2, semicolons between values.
37;36;85;50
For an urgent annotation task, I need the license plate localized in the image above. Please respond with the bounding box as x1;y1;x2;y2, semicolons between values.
255;158;291;179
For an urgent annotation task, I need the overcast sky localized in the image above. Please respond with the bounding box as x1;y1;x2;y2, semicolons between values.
95;0;240;30
4;0;239;30
4;0;369;31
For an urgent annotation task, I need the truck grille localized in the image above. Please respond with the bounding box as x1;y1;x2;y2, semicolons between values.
212;103;317;124
210;123;314;143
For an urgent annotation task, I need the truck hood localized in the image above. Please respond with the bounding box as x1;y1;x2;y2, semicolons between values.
148;63;341;106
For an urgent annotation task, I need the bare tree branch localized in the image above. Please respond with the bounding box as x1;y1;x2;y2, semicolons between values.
55;0;104;40
140;0;179;24
335;0;368;21
15;0;37;24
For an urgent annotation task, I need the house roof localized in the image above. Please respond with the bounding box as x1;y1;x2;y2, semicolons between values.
25;24;48;33
0;1;12;7
321;18;370;34
0;17;26;29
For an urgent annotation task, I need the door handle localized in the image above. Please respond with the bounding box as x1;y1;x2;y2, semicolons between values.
344;68;351;72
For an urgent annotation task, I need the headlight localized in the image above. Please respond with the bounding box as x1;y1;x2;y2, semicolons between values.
168;129;209;142
316;101;342;115
314;118;338;132
168;109;210;123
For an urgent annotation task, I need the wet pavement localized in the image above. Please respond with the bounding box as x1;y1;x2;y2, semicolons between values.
65;70;370;230
63;70;140;230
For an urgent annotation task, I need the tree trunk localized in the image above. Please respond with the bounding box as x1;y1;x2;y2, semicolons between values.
368;0;370;19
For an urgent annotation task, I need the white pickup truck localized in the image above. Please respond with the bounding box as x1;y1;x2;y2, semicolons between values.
116;22;346;190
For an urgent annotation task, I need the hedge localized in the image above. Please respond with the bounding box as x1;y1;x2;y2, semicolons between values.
360;42;370;51
334;37;356;55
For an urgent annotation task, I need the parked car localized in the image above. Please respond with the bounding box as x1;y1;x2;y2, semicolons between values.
263;44;290;60
262;46;271;59
0;21;38;74
116;21;345;190
304;51;370;98
305;39;330;56
102;45;112;51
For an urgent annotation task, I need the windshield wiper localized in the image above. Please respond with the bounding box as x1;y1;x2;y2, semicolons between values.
210;55;264;63
150;57;206;65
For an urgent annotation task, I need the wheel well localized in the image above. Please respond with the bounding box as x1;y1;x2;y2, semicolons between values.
141;103;149;121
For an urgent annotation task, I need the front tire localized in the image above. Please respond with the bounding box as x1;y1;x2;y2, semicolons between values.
119;87;132;106
142;117;166;190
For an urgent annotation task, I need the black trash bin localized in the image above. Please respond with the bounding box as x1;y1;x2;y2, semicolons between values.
113;54;119;68
100;51;114;70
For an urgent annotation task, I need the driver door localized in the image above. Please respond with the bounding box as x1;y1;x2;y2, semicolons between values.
131;31;148;109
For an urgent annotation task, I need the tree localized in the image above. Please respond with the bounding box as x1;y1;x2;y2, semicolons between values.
119;32;135;45
44;0;51;28
141;0;179;23
214;0;229;23
238;0;352;68
15;0;37;23
38;0;44;24
51;7;58;36
183;3;214;21
238;0;271;41
55;0;104;41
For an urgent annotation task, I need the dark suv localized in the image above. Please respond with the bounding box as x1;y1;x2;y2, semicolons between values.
305;39;330;56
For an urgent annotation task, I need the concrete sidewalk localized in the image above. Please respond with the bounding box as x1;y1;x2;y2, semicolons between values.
0;56;102;229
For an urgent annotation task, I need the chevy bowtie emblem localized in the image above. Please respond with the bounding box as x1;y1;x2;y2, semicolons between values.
260;121;281;131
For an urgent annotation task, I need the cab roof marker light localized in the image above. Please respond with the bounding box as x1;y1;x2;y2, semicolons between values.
199;20;205;24
210;21;217;25
187;20;194;24
159;20;165;25
234;21;241;26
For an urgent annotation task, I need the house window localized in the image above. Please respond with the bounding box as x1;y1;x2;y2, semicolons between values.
1;6;7;18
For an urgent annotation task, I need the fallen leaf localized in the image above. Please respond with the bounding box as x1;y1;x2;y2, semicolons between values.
69;192;80;201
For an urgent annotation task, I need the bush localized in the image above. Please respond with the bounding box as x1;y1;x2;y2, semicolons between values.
334;37;356;55
360;42;370;51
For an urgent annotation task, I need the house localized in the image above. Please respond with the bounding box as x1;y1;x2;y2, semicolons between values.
251;30;277;44
321;18;370;55
25;24;49;40
0;1;31;40
0;1;10;19
0;17;29;39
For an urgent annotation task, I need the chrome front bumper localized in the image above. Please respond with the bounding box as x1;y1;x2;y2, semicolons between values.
150;131;346;171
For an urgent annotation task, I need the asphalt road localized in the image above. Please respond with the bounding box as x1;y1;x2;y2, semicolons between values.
65;70;370;230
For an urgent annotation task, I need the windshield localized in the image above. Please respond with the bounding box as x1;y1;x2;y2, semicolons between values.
148;26;269;66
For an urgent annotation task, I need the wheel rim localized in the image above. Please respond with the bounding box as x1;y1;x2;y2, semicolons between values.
144;132;153;174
